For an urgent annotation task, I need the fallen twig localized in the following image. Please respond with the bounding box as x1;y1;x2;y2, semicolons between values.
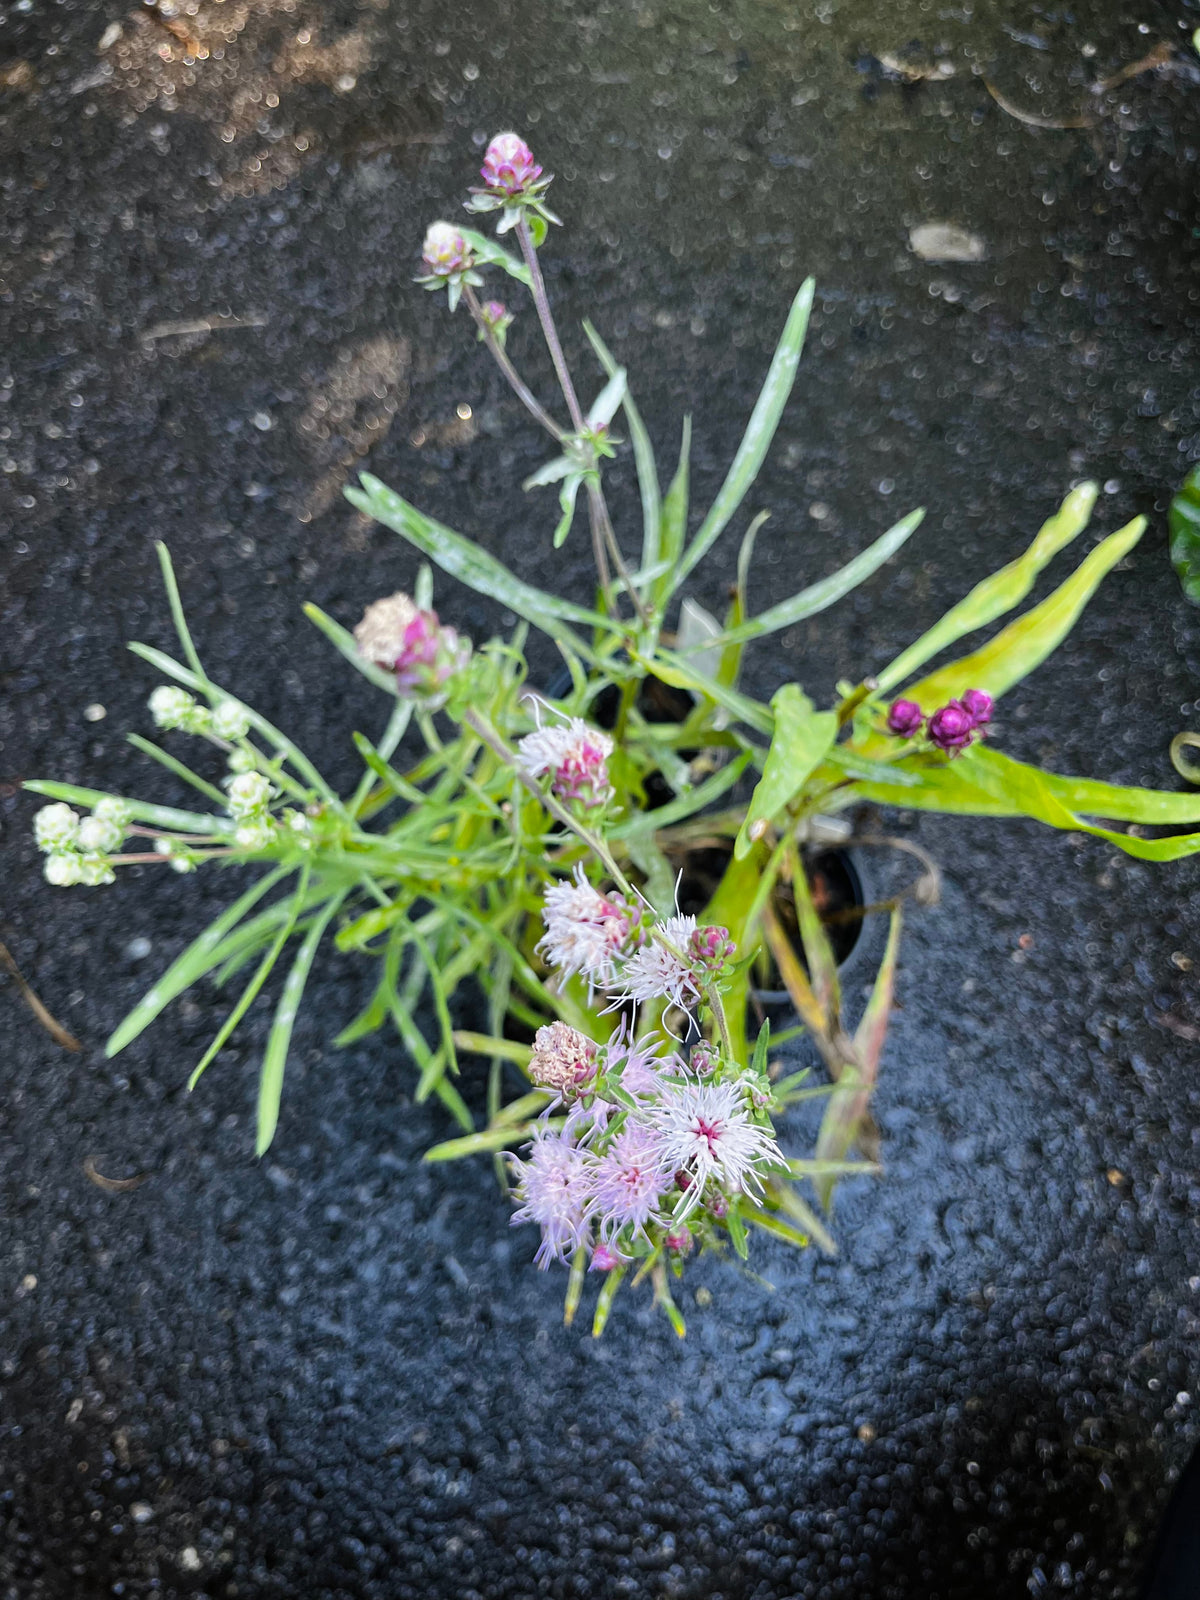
0;940;81;1051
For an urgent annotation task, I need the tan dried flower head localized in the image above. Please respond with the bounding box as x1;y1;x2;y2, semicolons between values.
528;1021;598;1096
353;592;419;669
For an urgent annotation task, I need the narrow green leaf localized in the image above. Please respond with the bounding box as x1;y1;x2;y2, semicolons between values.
583;320;661;577
677;279;815;585
126;733;229;808
725;1205;750;1260
256;892;345;1155
346;474;616;648
586;367;627;429
734;685;838;858
876;482;1099;692
652;418;691;610
609;750;753;838
695;507;924;652
23;779;227;839
903;516;1146;708
106;865;293;1057
189;865;311;1089
765;1178;837;1255
424;1124;544;1161
592;1263;628;1338
644;648;774;736
750;1018;771;1079
742;1204;810;1251
1169;465;1200;605
303;602;399;694
523;455;575;490
553;472;583;549
154;541;206;683
457;226;532;286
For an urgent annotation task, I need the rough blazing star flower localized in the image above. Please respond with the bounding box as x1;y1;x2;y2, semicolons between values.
589;1121;672;1244
620;915;708;1010
509;1130;595;1269
537;864;637;992
649;1081;784;1216
354;592;470;706
527;1020;599;1100
479;132;543;195
516;716;615;809
606;1025;674;1102
886;699;925;738
960;688;993;729
354;592;420;669
928;700;975;755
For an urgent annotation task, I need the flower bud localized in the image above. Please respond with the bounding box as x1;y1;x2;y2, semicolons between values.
687;924;736;975
93;797;132;829
211;700;250;742
589;1241;621;1272
227;747;256;774
34;802;80;853
148;685;210;734
77;853;116;887
234;819;277;851
78;814;123;855
886;699;925;738
225;771;274;818
689;1040;720;1076
44;851;83;887
927;700;975;755
960;688;993;729
479;132;542;195
528;1021;599;1099
420;220;473;278
665;1227;693;1254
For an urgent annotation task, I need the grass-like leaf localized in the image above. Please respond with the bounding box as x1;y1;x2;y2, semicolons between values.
676;279;815;586
733;686;837;859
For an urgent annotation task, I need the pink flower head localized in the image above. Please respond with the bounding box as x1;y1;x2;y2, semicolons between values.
590;1240;623;1272
960;688;993;729
886;699;925;738
510;1129;595;1270
604;1023;674;1103
537;864;638;993
527;1020;599;1100
648;1080;784;1218
395;608;471;707
589;1121;671;1243
421;220;473;277
928;699;975;756
516;715;615;809
480;132;542;195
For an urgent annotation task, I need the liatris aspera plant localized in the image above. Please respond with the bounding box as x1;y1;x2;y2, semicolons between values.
25;131;1200;1336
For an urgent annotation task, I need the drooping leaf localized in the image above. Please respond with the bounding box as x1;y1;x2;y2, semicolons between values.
694;507;924;652
876;482;1098;692
734;685;838;858
346;474;616;647
586;367;627;429
553;472;584;549
902;515;1146;708
677;279;815;585
789;841;840;1023
523;455;576;490
1169;465;1200;605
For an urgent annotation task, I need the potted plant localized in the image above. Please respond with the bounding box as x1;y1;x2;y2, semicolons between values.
24;133;1200;1336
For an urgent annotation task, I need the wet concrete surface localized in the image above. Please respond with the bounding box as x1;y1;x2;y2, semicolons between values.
3;0;1200;1595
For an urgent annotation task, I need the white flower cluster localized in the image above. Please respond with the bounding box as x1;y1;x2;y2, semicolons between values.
33;798;130;889
148;686;249;743
223;769;277;851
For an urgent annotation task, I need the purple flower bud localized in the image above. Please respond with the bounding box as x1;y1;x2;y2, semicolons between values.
886;699;925;738
482;300;508;324
421;221;472;277
689;1040;720;1077
590;1241;621;1272
960;688;993;729
665;1227;693;1254
392;605;472;706
927;700;975;755
480;132;542;195
687;924;736;974
707;1192;729;1221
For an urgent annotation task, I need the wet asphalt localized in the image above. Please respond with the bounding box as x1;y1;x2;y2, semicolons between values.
2;0;1200;1595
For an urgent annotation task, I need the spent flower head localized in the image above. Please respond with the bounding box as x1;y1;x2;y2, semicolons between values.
354;592;470;708
527;1021;599;1100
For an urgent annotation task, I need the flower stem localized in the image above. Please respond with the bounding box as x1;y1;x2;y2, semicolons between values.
707;984;736;1061
464;284;566;441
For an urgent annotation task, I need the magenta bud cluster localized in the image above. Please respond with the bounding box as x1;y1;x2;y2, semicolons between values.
479;132;542;195
687;924;736;974
886;689;994;757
